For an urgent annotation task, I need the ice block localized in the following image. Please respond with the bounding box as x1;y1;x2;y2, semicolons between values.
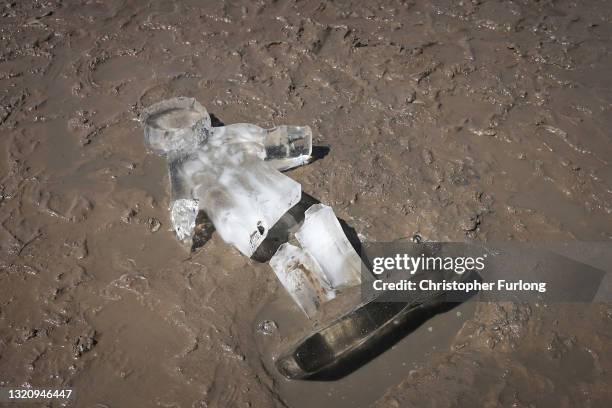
270;243;335;318
295;204;363;289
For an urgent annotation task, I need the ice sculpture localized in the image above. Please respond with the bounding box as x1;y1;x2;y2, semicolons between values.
140;97;471;381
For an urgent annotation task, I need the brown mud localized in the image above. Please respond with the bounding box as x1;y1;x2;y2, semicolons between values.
0;0;611;407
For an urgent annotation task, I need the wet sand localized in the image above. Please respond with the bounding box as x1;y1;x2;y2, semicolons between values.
0;0;611;407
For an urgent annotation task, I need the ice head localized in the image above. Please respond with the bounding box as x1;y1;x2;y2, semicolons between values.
141;97;211;156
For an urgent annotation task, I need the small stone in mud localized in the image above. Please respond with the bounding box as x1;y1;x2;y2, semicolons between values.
74;333;97;357
405;90;416;104
470;128;497;137
121;208;138;224
65;238;88;259
67;110;93;131
385;397;401;407
147;217;161;233
421;149;434;165
460;215;480;232
17;327;38;343
257;320;278;335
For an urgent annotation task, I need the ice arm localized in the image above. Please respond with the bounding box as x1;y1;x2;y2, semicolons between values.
209;124;312;171
264;126;312;171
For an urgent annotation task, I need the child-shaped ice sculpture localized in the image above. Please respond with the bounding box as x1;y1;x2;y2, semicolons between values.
140;98;472;380
140;97;364;317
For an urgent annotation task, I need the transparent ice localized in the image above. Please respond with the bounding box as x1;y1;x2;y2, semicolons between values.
170;198;199;243
269;242;335;318
295;204;363;289
270;204;366;318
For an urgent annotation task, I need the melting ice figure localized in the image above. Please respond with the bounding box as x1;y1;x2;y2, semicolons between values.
139;98;461;381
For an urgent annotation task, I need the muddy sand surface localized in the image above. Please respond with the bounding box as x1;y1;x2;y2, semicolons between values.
0;0;611;407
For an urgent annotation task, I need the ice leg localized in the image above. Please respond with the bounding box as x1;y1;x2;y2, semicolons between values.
270;243;335;318
295;204;364;289
264;126;312;171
